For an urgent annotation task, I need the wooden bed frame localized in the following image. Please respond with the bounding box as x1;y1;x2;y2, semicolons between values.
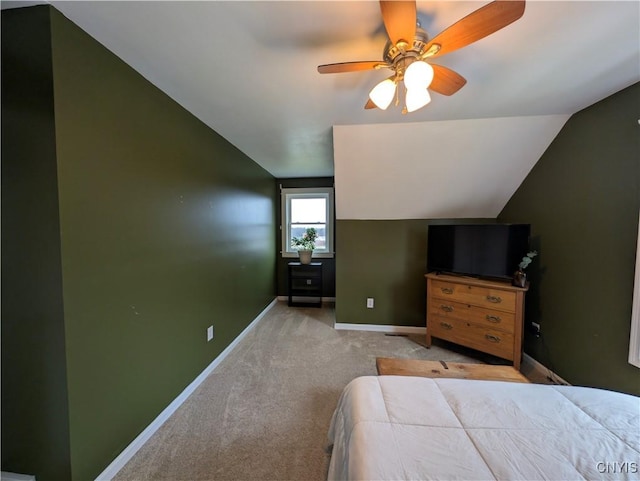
376;357;530;383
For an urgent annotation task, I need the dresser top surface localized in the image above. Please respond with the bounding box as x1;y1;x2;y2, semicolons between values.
426;272;529;292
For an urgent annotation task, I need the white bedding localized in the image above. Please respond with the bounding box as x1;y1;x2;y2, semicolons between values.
327;376;640;480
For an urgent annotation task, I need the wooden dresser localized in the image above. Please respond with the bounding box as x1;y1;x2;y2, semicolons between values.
425;272;528;370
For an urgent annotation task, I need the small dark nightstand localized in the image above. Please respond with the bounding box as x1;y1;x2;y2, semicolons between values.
288;262;322;307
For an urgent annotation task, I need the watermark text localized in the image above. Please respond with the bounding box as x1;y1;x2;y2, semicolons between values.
596;462;638;474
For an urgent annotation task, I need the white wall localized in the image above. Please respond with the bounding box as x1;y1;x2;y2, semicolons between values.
334;115;569;220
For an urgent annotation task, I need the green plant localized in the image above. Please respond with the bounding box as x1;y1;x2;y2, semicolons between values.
518;250;538;270
291;227;318;251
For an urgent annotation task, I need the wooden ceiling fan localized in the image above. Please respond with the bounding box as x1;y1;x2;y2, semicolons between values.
317;0;525;113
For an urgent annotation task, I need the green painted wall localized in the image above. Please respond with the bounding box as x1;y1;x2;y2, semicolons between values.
1;7;72;480
2;6;276;480
335;219;495;327
498;83;640;395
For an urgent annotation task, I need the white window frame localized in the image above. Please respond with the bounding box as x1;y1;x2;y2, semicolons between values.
281;187;334;258
628;210;640;368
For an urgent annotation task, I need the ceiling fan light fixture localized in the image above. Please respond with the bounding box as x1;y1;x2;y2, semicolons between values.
318;0;526;113
403;60;434;90
369;78;397;110
405;88;431;113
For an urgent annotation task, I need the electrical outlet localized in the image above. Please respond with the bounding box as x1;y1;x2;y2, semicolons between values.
530;322;540;337
207;325;214;342
366;298;374;309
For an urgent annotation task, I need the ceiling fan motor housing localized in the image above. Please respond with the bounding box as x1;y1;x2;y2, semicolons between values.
383;26;432;74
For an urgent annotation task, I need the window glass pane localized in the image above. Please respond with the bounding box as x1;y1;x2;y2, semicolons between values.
281;187;333;257
291;223;326;249
291;198;326;223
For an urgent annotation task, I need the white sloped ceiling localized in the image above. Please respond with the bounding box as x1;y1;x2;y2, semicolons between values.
334;115;570;220
18;0;638;179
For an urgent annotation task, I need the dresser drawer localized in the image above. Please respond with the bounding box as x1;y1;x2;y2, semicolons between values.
428;300;515;333
429;316;514;360
430;280;516;312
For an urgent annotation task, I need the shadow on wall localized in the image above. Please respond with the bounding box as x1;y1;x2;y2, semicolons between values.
391;223;428;326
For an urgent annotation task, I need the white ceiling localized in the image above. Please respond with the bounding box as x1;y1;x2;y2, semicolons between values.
14;0;633;182
3;0;639;219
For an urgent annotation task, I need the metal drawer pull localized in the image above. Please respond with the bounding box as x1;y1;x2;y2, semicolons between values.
439;322;453;330
440;305;454;312
486;295;502;303
485;334;501;343
441;287;454;294
486;315;501;323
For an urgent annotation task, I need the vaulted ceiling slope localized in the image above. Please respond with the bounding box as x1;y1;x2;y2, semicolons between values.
334;115;570;219
4;2;639;196
20;1;636;178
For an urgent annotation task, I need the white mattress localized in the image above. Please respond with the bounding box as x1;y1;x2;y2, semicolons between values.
327;376;640;480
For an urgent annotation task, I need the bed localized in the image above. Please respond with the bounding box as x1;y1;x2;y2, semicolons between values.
327;376;640;480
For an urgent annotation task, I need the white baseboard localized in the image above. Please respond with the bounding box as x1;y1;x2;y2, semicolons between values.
95;298;278;481
522;353;571;386
334;322;426;335
1;472;36;481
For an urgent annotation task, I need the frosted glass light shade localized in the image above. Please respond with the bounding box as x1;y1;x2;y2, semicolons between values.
405;88;431;112
404;61;434;90
369;78;396;110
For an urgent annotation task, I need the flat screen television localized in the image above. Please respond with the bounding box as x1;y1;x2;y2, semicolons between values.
427;223;531;280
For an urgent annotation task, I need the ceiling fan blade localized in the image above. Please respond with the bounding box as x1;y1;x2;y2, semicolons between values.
429;64;467;96
379;0;417;48
317;61;388;74
365;99;377;110
424;0;525;58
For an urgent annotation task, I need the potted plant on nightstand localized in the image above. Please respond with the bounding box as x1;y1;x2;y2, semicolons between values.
513;250;537;287
291;227;317;265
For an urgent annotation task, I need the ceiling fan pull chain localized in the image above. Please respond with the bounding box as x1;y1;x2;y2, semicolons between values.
401;86;408;115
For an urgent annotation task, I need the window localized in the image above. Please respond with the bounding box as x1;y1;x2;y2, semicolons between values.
628;211;640;368
281;187;334;258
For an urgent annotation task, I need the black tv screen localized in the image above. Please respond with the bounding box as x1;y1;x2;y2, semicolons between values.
427;224;531;280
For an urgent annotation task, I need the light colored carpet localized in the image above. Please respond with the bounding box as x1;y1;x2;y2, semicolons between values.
113;301;482;481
